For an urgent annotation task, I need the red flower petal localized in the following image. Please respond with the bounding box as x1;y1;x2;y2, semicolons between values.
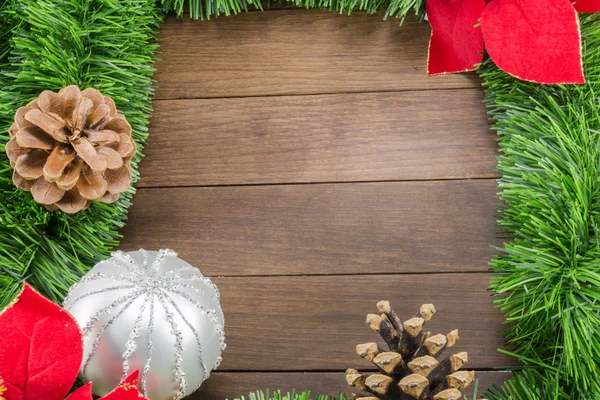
481;0;585;84
65;384;93;400
573;0;600;12
100;372;149;400
427;0;486;75
0;283;83;400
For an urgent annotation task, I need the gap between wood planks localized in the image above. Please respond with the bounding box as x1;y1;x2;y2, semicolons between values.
152;86;482;102
135;175;499;190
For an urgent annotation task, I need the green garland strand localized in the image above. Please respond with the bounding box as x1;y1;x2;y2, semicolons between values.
234;390;343;400
0;0;162;307
159;0;425;21
479;13;600;399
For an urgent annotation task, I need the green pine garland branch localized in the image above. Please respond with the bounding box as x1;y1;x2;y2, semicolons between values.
159;0;425;22
0;0;162;307
0;1;20;62
484;370;569;400
232;383;480;400
233;390;344;400
479;13;600;399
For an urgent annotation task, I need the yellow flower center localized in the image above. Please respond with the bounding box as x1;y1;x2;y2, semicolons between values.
0;377;7;400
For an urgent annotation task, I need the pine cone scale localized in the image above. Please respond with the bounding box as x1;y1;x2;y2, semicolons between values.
15;150;48;180
14;107;33;130
56;189;89;213
87;104;111;130
81;88;105;110
86;129;119;143
31;177;65;205
78;166;108;200
6;138;29;165
57;159;84;190
104;165;132;194
105;117;132;136
15;127;55;150
61;86;82;121
71;137;107;172
38;90;64;115
110;133;135;158
6;85;135;213
25;109;69;142
43;145;76;181
98;147;124;169
12;171;34;191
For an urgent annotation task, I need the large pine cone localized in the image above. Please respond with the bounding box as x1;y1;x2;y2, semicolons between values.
5;85;136;213
346;302;474;400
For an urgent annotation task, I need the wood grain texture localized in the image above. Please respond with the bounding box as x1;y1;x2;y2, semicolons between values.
120;180;501;276
155;10;480;100
211;274;511;370
126;8;505;388
138;90;498;187
193;371;511;399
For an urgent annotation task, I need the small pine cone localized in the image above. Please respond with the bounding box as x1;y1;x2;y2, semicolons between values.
348;302;474;400
5;85;136;213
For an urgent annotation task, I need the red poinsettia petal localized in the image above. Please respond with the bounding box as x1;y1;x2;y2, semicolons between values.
481;0;585;84
573;0;600;12
100;372;149;400
0;283;83;400
65;384;93;400
427;0;486;75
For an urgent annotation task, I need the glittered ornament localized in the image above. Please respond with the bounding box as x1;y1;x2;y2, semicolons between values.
63;249;226;400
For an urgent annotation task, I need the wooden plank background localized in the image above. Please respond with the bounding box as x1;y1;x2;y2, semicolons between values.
119;8;511;399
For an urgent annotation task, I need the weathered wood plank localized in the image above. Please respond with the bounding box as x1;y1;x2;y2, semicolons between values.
138;90;497;187
193;371;511;399
210;274;510;370
120;180;501;276
155;10;480;100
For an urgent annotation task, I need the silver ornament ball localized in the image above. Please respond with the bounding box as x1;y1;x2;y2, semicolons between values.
63;249;226;400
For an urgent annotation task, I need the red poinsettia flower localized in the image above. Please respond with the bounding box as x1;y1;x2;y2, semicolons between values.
426;0;600;84
0;283;149;400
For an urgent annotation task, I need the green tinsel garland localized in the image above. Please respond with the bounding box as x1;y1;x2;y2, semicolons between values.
158;0;425;21
234;390;343;400
479;13;600;399
0;0;162;306
1;1;600;399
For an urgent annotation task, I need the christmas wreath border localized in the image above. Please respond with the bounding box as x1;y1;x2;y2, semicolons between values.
0;1;599;399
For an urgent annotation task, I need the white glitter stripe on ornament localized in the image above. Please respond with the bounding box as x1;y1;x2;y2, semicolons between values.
163;293;209;382
66;284;137;308
63;249;225;400
168;289;226;354
142;295;156;396
157;292;187;400
122;293;149;380
82;288;145;335
82;294;142;380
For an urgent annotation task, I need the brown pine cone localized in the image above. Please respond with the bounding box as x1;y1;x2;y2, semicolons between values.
347;302;474;400
5;85;136;213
